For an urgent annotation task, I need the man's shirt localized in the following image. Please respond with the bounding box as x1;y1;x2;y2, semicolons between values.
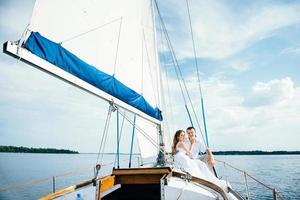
184;137;206;159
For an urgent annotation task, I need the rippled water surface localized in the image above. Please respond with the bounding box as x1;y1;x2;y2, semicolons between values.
0;153;299;200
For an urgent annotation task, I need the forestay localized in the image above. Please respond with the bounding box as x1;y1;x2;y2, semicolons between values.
21;0;171;158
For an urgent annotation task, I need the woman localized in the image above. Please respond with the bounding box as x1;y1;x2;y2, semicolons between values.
172;130;201;177
172;130;230;193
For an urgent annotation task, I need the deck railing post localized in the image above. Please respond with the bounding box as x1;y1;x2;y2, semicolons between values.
52;176;56;193
273;188;277;200
244;171;250;200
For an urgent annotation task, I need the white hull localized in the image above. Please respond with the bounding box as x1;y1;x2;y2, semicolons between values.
165;177;236;200
39;167;242;200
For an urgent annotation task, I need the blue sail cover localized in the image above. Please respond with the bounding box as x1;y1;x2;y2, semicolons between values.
24;32;163;121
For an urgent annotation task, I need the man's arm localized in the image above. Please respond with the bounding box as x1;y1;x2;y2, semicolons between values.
206;148;215;168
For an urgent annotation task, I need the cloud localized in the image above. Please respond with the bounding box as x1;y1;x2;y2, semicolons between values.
227;59;251;72
159;0;300;60
0;57;145;153
163;74;300;150
280;46;300;55
0;59;110;152
244;77;294;107
1;0;300;152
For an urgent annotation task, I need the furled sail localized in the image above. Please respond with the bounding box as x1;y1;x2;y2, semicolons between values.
24;32;162;121
15;0;170;158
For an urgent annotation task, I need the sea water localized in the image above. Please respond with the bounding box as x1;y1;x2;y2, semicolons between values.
0;153;299;200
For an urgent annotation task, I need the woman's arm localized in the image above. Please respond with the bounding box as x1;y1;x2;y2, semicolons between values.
177;142;194;154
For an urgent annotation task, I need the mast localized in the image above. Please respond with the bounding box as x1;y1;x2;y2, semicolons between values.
150;0;172;163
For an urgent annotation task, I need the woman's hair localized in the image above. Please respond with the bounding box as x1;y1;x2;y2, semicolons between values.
172;130;184;155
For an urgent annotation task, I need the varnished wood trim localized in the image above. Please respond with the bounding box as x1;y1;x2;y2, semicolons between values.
39;176;114;200
115;174;163;184
112;167;171;175
39;185;76;200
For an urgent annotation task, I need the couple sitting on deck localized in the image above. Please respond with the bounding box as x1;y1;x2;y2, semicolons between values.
172;127;229;192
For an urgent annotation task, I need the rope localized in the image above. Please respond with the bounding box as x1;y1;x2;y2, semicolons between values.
60;17;122;44
113;17;123;75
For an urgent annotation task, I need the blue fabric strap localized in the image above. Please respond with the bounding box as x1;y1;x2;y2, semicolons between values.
201;97;209;148
24;32;163;121
185;104;194;127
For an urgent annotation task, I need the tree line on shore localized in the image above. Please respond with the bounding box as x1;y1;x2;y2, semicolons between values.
213;150;300;155
0;146;78;154
0;146;299;155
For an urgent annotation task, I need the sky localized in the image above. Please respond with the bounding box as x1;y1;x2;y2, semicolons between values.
0;0;300;153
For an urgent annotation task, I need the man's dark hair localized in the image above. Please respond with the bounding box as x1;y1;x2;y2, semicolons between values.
186;126;195;131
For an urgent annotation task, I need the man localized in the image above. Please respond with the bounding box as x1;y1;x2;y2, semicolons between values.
184;126;215;170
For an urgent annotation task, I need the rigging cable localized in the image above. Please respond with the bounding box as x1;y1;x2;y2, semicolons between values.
129;114;137;168
151;0;163;107
155;1;194;128
113;17;123;75
113;109;127;168
143;29;159;106
158;17;174;133
116;109;120;168
141;36;144;94
59;17;122;44
95;104;114;166
117;110;165;155
185;0;210;147
154;0;206;144
185;0;218;177
155;1;193;124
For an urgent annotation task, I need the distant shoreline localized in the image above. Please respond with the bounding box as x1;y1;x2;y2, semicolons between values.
213;150;300;155
0;146;78;154
0;146;299;155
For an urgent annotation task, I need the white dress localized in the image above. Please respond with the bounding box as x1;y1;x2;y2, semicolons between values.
174;147;229;191
174;147;201;177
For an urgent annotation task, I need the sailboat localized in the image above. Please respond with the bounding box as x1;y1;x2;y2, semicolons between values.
3;0;281;200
